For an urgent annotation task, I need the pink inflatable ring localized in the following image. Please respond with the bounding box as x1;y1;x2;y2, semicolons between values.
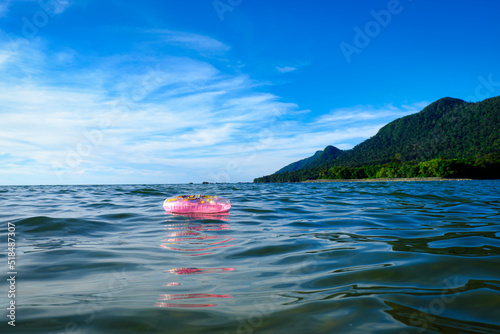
163;195;231;214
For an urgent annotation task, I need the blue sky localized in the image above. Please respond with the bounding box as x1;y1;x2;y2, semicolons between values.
1;0;499;185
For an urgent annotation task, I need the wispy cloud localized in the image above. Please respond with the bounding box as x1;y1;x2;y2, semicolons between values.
0;1;9;17
150;29;231;55
0;26;429;184
276;66;297;73
314;103;429;127
49;0;71;15
0;0;72;18
0;31;300;184
0;0;22;17
276;60;310;74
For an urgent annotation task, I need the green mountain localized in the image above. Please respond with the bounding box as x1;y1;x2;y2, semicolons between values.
254;96;500;182
275;145;343;173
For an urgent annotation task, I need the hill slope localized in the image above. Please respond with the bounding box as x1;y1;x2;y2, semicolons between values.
276;146;343;173
275;150;322;174
254;96;500;182
333;96;499;166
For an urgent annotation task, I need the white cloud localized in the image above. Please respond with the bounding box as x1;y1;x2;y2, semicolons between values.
0;0;11;17
0;30;430;185
0;49;12;68
276;66;297;73
50;0;71;15
0;33;302;184
150;29;231;55
0;0;72;18
314;102;429;127
276;60;310;74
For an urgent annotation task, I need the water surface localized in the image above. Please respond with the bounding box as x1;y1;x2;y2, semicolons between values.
1;181;499;333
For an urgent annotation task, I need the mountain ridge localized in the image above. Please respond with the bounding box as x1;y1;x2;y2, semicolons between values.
254;96;500;182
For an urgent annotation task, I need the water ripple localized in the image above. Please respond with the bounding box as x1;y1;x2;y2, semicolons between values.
1;181;499;333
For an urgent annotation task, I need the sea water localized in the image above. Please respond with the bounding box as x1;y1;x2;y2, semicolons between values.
1;181;499;333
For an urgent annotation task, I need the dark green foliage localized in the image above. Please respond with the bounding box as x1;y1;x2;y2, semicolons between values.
323;155;500;180
254;155;500;182
254;96;500;183
255;167;322;183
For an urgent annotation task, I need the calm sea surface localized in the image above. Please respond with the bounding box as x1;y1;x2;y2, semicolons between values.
1;181;500;334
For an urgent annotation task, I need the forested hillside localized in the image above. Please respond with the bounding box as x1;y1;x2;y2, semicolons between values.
254;96;500;182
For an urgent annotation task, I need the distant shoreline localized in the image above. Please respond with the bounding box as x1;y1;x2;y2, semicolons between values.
302;177;474;183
